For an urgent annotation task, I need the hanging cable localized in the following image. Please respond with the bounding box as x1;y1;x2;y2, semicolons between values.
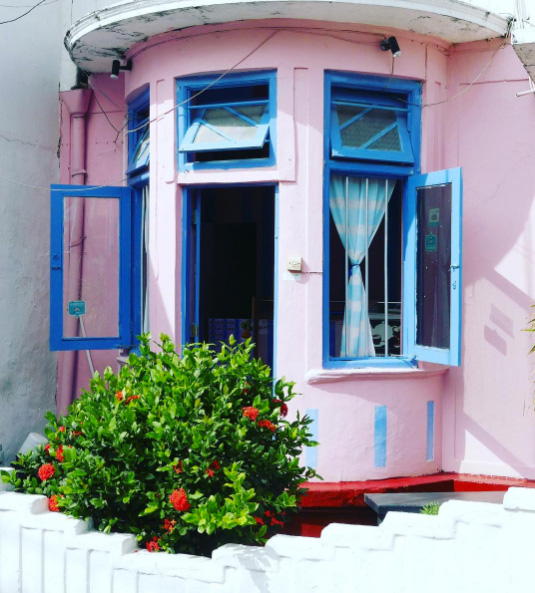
0;0;48;24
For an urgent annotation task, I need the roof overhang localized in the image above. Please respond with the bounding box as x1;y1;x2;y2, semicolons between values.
65;0;510;73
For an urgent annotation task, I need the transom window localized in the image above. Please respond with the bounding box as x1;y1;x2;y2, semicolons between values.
177;71;276;170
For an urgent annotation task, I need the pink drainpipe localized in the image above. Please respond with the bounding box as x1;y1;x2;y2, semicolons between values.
56;89;92;415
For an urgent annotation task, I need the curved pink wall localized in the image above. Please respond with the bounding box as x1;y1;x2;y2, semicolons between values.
65;19;535;482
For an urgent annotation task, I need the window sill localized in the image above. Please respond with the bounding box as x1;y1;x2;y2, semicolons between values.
306;364;449;384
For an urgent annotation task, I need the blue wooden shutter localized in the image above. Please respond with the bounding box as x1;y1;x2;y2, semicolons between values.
50;185;133;351
403;167;462;366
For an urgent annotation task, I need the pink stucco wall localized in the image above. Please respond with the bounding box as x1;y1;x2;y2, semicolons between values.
59;20;535;483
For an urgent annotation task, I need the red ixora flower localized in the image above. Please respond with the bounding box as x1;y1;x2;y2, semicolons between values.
57;426;66;433
146;536;161;552
205;460;220;478
273;399;288;417
38;463;55;482
115;390;124;402
254;516;265;526
125;395;141;404
242;406;259;421
257;419;276;433
44;444;51;454
55;445;64;463
163;518;176;533
264;510;284;527
169;488;190;512
48;495;59;512
71;430;82;437
173;461;184;474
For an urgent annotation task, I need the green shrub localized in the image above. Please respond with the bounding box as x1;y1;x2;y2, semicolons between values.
420;501;440;515
2;335;318;555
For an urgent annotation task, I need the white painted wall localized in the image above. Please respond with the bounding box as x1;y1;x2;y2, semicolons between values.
0;2;64;460
0;487;535;592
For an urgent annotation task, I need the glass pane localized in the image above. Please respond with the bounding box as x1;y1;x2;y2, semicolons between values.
341;108;397;149
132;127;149;167
368;126;401;152
62;197;120;338
194;105;266;144
416;183;452;349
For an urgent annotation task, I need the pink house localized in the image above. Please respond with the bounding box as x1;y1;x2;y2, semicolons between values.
51;0;535;526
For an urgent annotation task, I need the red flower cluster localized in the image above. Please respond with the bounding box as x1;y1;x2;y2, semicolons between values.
115;390;124;401
205;460;220;478
146;536;161;552
273;399;288;417
265;510;284;527
125;395;141;404
173;461;184;474
257;419;276;433
38;463;55;482
48;495;59;512
55;445;64;463
57;426;66;433
71;430;82;437
44;443;51;454
242;406;259;421
163;518;176;533
170;488;190;512
254;516;265;526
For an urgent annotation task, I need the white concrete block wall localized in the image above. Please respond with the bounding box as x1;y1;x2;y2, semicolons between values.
2;488;535;592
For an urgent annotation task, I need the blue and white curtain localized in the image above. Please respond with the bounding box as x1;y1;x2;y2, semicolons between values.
329;175;395;357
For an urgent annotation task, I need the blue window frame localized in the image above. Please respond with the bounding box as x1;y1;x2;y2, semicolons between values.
50;185;133;351
331;89;414;164
127;89;150;179
323;72;462;368
177;71;276;170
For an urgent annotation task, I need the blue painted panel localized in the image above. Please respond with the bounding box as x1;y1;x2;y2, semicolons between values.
374;405;387;468
426;401;435;462
50;184;133;351
305;408;319;469
404;167;463;366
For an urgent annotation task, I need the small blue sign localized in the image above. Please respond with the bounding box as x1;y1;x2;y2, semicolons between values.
68;301;86;317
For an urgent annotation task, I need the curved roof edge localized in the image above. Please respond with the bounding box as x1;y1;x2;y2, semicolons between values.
65;0;510;73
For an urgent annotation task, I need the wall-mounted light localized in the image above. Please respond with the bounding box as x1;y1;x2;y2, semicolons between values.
110;59;132;79
380;36;401;58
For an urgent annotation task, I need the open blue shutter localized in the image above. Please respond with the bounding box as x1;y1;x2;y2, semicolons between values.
403;167;462;366
50;185;133;351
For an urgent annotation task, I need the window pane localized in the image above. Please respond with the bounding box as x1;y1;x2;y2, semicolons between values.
328;176;402;359
62;197;119;338
416;183;452;349
194;105;266;144
340;107;399;150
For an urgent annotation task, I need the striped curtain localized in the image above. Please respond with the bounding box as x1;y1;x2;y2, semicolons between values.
329;175;394;357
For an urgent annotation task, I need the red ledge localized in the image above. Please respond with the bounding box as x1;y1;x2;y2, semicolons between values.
299;473;535;508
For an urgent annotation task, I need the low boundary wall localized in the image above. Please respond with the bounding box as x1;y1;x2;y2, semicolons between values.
1;487;534;592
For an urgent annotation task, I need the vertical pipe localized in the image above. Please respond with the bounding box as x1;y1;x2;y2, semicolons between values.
384;179;389;358
56;89;92;415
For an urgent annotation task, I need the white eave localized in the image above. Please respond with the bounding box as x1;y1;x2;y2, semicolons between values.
513;26;535;83
65;0;510;73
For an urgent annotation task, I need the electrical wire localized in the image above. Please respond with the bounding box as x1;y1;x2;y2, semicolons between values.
0;0;49;24
127;30;280;135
